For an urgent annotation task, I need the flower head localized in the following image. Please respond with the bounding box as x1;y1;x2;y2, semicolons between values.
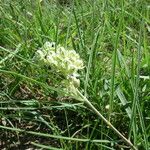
37;42;83;77
35;42;84;95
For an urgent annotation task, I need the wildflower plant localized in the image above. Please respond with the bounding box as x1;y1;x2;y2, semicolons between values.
35;42;84;97
35;42;137;150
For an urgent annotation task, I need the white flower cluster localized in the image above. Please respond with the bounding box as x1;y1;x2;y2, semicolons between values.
36;42;84;93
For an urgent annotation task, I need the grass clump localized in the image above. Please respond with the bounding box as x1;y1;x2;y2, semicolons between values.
0;0;149;149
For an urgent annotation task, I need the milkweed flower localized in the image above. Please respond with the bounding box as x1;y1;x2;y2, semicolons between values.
35;42;84;95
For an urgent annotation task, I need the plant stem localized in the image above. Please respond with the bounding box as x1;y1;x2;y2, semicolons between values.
76;89;137;150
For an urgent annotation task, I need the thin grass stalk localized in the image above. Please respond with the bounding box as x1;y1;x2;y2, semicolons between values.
128;18;142;143
129;19;149;149
31;142;63;150
0;125;112;143
109;0;124;121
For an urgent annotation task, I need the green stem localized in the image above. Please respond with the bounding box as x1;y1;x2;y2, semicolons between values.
76;89;137;150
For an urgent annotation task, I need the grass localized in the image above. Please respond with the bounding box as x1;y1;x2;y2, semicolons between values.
0;0;150;149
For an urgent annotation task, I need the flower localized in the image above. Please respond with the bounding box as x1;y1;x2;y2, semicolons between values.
37;42;83;76
35;42;84;95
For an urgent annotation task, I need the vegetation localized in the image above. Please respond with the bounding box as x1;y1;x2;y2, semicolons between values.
0;0;149;149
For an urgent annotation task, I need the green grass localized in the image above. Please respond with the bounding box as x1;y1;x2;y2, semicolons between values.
0;0;150;149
